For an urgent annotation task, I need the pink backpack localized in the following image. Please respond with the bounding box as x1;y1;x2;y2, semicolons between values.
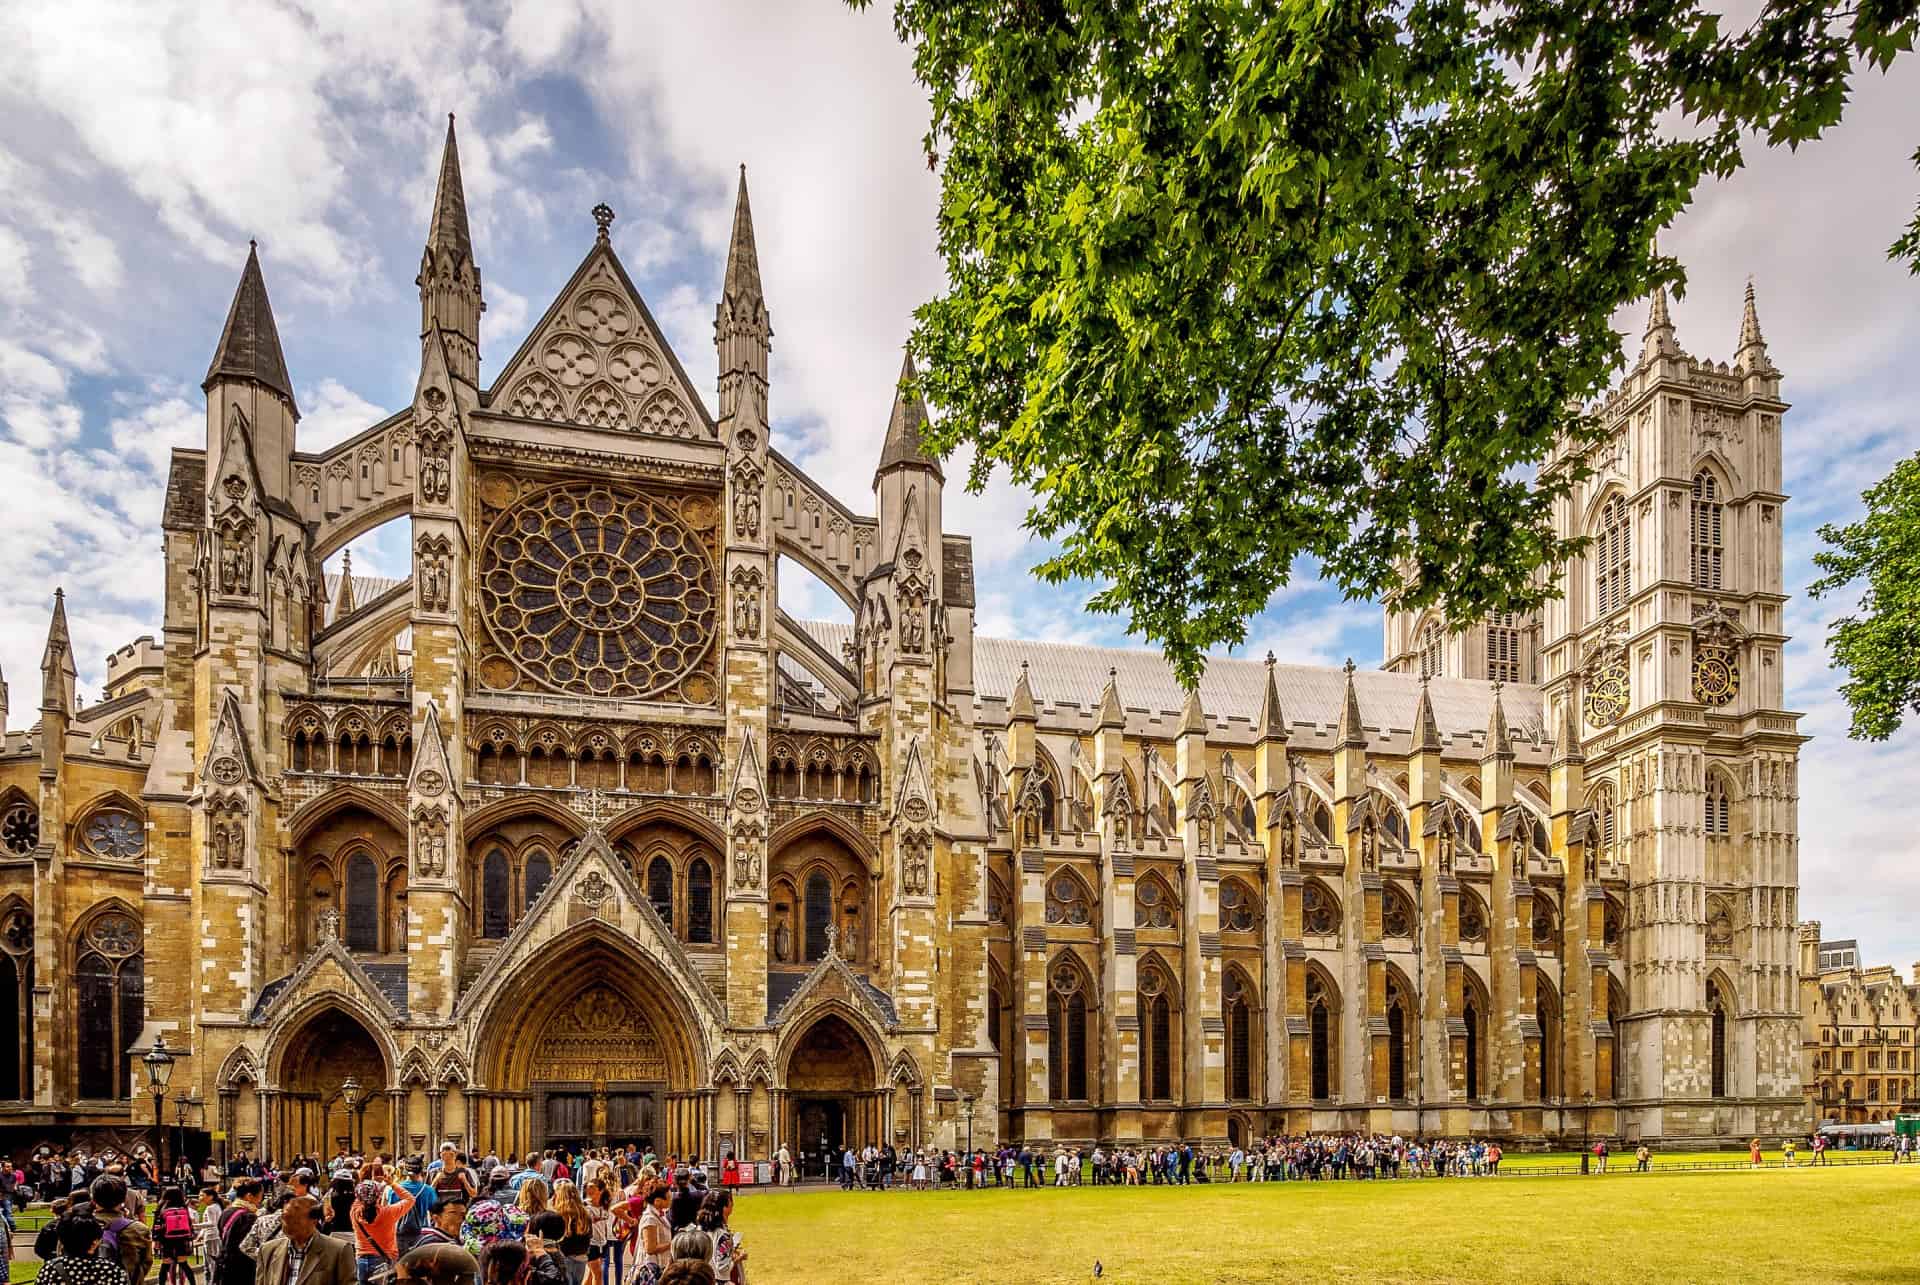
162;1206;195;1238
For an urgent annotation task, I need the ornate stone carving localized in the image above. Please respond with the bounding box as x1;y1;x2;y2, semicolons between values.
206;794;249;871
575;869;614;907
732;460;762;540
730;565;763;639
317;907;341;941
412;806;448;878
217;519;254;594
900;830;931;898
419;424;453;505
731;821;764;890
416;534;453;613
415;769;446;798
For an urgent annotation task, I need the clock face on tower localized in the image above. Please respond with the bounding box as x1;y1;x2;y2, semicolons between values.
1692;640;1740;706
1584;649;1630;728
479;482;718;700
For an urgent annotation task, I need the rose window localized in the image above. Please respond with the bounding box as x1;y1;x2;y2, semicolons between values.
480;483;716;699
82;809;145;861
1;804;37;855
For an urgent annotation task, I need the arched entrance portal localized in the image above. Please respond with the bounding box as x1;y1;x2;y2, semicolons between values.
781;1013;882;1165
271;1006;391;1161
475;932;706;1158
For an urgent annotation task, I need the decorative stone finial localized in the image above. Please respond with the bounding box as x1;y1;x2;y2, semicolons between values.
1265;651;1276;669
593;203;616;242
1343;657;1356;676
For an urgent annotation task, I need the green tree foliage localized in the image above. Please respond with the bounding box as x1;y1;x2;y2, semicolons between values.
1810;454;1920;740
855;0;1918;683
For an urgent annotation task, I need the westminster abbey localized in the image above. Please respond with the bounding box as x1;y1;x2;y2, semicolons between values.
0;119;1808;1165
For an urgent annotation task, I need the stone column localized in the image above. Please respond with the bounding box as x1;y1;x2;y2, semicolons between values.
426;1088;446;1152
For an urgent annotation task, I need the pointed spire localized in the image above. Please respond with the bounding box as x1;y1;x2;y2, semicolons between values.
1552;692;1586;765
426;114;473;270
1639;282;1680;364
1096;666;1125;731
1736;277;1771;372
1256;652;1288;742
876;350;944;482
41;588;76;715
332;550;355;619
1411;673;1442;754
1180;686;1208;737
723;165;763;307
204;242;297;413
1336;658;1366;747
1009;659;1037;723
1482;682;1514;762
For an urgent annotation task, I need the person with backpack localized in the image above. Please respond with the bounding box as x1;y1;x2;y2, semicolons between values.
37;1211;131;1285
396;1159;438;1256
153;1187;199;1285
214;1180;264;1285
91;1174;154;1285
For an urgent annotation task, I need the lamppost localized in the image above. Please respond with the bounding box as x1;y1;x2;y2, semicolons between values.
958;1092;975;1187
175;1091;204;1183
1582;1090;1595;1173
143;1034;177;1182
341;1075;363;1155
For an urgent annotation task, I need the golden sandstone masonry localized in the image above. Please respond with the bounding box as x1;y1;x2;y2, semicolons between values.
0;119;1813;1165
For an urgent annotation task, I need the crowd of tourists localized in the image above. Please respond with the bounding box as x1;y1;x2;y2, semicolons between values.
7;1126;1914;1285
3;1144;748;1285
808;1134;1515;1188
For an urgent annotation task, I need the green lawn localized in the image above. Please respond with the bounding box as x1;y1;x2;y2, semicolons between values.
732;1162;1920;1284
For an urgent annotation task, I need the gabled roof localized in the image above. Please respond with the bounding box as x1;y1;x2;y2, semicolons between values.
205;243;298;413
786;619;1551;744
482;233;716;438
765;950;898;1029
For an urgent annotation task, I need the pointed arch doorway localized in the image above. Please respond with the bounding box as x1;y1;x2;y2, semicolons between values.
780;1013;883;1161
476;932;707;1157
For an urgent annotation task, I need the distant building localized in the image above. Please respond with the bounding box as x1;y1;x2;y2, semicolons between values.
1799;923;1919;1124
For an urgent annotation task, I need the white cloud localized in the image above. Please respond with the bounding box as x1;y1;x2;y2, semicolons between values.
298;378;387;453
0;226;31;304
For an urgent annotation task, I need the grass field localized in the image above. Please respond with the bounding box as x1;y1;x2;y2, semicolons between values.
732;1162;1920;1284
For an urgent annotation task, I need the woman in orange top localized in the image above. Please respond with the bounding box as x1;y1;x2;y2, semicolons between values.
351;1179;417;1285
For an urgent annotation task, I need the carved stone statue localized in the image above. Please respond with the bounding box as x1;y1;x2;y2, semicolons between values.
734;479;761;540
419;428;453;505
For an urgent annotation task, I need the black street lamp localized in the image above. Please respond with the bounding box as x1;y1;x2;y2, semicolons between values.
959;1092;976;1186
341;1075;363;1154
143;1034;177;1181
1582;1090;1595;1173
175;1091;204;1183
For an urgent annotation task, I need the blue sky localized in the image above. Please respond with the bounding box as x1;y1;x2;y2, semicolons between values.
1;1;1917;968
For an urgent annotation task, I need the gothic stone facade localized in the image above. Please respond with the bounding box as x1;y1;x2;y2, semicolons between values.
0;122;1807;1162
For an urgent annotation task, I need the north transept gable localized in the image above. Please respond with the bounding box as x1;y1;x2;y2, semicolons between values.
485;226;713;443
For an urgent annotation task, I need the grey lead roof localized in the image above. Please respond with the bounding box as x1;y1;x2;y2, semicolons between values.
792;619;1544;744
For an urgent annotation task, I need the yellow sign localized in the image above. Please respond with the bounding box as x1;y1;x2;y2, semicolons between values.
212;1130;228;1141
